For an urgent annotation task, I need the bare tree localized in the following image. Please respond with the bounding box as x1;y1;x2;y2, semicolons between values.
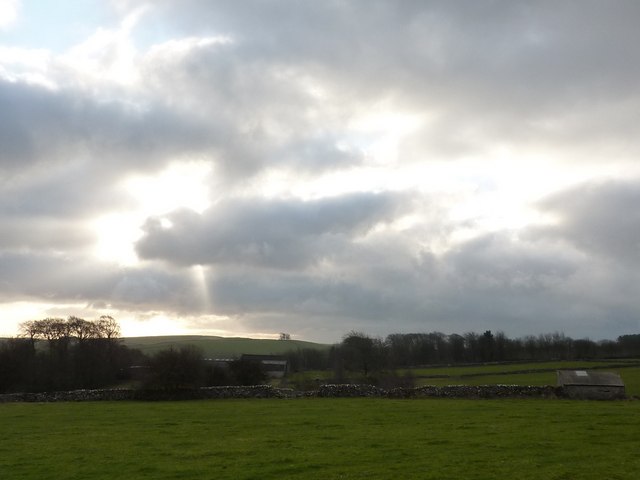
67;316;97;342
96;315;121;340
19;320;39;351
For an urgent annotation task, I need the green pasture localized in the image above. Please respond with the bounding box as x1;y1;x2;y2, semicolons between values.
411;364;640;398
407;359;639;378
415;371;556;388
122;335;329;358
2;398;640;479
286;361;640;397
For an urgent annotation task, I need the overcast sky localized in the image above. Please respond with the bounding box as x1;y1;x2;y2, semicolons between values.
1;0;639;343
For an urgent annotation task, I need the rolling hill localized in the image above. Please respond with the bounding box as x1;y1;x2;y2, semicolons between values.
121;335;330;358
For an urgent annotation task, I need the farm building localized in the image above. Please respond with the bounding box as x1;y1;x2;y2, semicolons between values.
240;354;288;378
557;370;625;400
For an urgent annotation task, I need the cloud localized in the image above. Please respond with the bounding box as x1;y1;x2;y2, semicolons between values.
0;216;93;253
137;34;370;179
0;77;219;260
136;192;407;268
0;79;210;175
0;0;19;30
0;250;200;312
2;1;640;342
142;2;640;118
199;231;583;340
101;0;640;190
187;190;640;341
534;179;640;265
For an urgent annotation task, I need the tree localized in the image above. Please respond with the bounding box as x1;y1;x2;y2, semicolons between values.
618;334;640;356
284;348;329;372
464;332;481;362
229;358;267;386
96;315;121;340
12;316;128;392
0;338;36;393
339;331;386;377
67;316;97;342
147;346;205;390
204;364;234;386
479;330;495;362
573;338;597;359
385;333;412;367
448;334;466;363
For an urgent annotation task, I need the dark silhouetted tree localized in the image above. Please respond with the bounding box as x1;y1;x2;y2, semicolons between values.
229;358;267;385
147;346;205;390
339;331;386;377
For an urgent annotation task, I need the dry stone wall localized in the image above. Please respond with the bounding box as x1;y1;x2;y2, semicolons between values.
0;389;134;402
0;386;294;402
0;383;570;402
388;384;559;399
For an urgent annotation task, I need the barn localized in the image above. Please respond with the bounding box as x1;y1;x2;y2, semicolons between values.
557;370;625;400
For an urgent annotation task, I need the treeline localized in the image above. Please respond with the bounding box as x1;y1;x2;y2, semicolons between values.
285;330;640;375
4;320;640;394
0;317;140;393
0;317;271;394
144;346;268;389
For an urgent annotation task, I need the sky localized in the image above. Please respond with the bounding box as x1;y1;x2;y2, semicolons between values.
1;0;639;343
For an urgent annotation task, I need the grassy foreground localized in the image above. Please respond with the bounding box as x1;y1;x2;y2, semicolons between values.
2;398;640;479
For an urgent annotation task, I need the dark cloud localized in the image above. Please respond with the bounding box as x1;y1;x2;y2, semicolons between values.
0;251;119;301
533;180;640;265
0;161;121;217
144;1;640;109
0;216;92;252
190;207;639;341
0;250;199;311
0;79;211;175
105;0;640;179
136;192;406;268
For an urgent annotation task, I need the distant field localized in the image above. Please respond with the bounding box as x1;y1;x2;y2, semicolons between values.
408;359;640;378
287;360;640;397
1;398;639;479
407;360;640;397
122;335;330;358
412;368;638;395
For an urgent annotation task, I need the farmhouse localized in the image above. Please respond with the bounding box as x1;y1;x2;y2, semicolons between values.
240;354;288;378
557;370;625;400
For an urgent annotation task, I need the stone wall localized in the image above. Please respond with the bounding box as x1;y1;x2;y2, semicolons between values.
0;386;296;402
0;383;570;402
389;384;560;399
0;389;134;403
314;384;560;399
562;385;626;400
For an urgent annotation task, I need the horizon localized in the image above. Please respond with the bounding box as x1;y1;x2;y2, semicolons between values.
1;327;636;346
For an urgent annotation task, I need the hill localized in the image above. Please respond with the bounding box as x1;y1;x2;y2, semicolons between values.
121;335;330;358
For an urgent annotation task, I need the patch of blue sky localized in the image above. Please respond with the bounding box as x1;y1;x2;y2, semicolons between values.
1;0;118;52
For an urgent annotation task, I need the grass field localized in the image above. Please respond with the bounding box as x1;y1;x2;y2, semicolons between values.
1;398;640;479
409;362;640;397
285;360;640;397
408;359;639;378
122;335;329;358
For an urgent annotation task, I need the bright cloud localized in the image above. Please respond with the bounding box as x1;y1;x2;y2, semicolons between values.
0;0;19;30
